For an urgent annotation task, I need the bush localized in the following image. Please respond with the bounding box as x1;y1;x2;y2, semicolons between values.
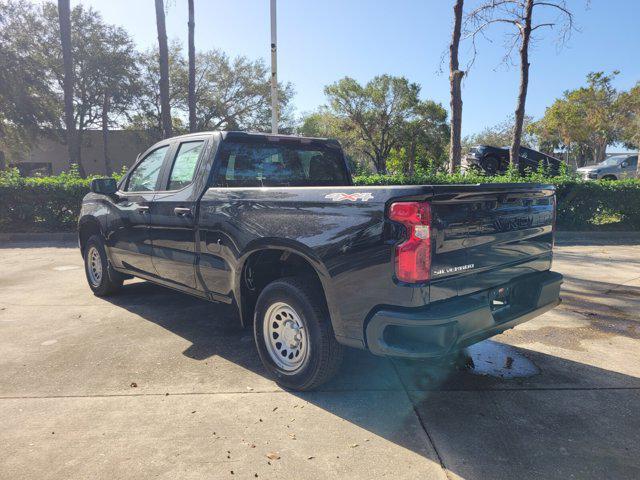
1;167;639;232
353;168;640;231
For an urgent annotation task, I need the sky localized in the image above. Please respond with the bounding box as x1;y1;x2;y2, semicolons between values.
70;0;639;137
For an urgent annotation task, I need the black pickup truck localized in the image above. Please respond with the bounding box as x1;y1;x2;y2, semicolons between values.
463;145;562;176
79;131;562;390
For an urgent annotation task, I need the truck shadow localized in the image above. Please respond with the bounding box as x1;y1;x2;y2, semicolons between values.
103;280;640;480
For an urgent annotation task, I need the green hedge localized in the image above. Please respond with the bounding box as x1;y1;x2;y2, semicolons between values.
0;169;93;232
354;172;640;231
1;168;639;232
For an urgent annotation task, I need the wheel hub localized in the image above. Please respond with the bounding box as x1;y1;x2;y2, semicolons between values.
87;246;103;286
263;302;308;372
281;320;302;348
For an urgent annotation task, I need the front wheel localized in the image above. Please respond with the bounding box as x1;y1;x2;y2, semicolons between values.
84;235;123;297
253;277;343;391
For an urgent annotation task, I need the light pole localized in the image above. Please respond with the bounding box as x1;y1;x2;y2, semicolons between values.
270;0;278;134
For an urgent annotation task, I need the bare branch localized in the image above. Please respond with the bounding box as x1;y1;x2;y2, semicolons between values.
531;22;555;31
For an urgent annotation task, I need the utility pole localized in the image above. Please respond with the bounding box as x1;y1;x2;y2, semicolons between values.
270;0;278;134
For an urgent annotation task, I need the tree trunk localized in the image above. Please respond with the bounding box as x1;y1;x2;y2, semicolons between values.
375;153;386;174
592;141;607;164
57;0;83;176
155;0;172;139
102;93;112;175
407;141;416;177
188;0;196;133
510;0;534;168
448;0;464;174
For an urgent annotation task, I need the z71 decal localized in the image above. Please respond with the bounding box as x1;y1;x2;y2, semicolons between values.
325;192;374;202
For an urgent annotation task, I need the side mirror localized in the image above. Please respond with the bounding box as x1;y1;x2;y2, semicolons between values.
90;178;118;195
621;161;629;169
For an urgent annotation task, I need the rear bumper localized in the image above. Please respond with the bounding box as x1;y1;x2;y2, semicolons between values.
365;270;562;358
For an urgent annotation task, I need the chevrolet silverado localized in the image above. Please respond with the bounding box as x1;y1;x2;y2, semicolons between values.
79;131;562;390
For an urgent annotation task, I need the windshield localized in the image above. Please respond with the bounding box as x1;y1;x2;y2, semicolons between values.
598;156;626;167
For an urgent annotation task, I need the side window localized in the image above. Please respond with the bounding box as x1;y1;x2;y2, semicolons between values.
167;140;204;190
627;156;637;168
126;146;168;192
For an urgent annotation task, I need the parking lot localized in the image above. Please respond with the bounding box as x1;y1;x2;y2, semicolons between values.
1;237;639;480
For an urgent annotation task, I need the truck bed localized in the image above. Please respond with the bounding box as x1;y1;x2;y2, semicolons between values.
196;182;556;347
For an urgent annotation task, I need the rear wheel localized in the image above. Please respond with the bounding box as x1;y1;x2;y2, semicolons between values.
602;175;617;181
253;276;343;391
83;235;123;296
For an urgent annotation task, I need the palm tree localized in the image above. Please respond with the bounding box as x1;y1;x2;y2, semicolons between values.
57;0;83;175
188;0;196;132
154;0;172;138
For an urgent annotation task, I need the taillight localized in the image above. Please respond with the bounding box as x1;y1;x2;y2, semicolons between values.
389;201;431;283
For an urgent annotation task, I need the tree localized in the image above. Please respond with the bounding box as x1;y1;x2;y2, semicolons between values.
465;0;576;167
96;27;140;174
154;0;172;138
299;109;364;172
324;75;421;173
448;0;465;173
190;50;294;132
616;82;640;175
187;0;196;133
401;101;450;176
129;41;188;141
464;115;535;152
531;72;622;166
0;0;59;158
41;3;140;174
57;0;82;174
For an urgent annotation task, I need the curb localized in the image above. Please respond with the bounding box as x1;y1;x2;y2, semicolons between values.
0;232;77;243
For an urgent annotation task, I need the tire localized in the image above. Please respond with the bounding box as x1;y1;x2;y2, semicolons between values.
602;175;617;181
253;276;344;391
83;235;123;297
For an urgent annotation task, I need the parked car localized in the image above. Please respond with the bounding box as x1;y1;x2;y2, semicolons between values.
78;131;562;390
576;154;638;180
463;145;562;176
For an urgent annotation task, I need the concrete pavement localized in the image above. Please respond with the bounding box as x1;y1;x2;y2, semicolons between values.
0;240;638;479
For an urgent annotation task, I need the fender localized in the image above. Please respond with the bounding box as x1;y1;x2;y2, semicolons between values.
77;196;115;265
232;237;342;333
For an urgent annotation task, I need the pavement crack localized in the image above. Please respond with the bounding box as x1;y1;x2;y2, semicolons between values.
0;387;408;400
603;274;640;295
389;359;454;480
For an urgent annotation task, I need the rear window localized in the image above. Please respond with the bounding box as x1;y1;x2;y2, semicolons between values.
213;140;350;187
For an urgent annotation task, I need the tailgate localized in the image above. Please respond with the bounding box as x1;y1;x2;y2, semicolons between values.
429;183;555;299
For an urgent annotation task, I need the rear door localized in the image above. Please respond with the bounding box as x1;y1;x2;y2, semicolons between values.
148;137;209;290
108;145;170;275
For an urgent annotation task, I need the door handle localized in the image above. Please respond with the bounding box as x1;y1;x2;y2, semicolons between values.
137;206;150;214
174;207;193;217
